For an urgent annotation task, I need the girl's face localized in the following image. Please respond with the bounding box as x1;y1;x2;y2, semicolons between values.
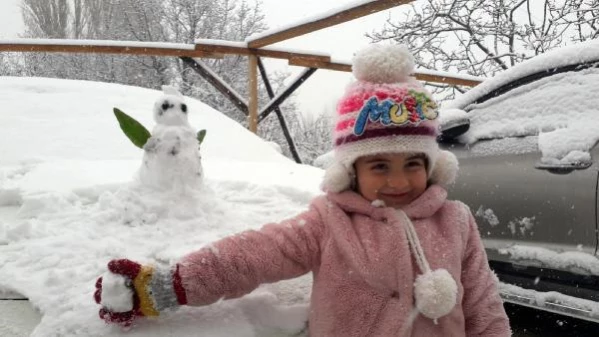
354;153;428;208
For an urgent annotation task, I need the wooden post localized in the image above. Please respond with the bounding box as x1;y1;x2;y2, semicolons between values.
257;57;303;163
248;55;258;133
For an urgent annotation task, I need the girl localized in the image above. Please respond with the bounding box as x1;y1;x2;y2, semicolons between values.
94;44;511;336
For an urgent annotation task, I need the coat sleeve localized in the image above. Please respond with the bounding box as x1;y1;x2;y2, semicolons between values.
460;203;512;337
176;200;325;306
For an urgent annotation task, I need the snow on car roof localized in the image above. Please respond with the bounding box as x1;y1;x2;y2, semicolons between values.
446;39;599;110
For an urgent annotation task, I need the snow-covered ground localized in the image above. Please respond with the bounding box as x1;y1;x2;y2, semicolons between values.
0;77;324;336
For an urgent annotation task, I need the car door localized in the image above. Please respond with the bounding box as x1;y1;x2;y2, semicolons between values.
442;136;598;263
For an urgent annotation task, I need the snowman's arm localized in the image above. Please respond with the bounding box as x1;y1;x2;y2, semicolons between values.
143;136;159;152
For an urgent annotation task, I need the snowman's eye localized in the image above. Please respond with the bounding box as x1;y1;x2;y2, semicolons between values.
181;104;187;113
162;101;169;110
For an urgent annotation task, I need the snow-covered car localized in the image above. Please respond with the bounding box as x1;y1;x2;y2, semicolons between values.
439;39;599;323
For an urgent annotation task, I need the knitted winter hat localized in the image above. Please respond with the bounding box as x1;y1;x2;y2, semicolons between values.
321;44;458;193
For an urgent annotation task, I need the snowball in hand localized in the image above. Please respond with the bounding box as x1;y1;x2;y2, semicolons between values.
100;272;134;312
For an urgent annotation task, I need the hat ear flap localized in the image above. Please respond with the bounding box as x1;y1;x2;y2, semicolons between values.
321;162;352;193
429;150;459;187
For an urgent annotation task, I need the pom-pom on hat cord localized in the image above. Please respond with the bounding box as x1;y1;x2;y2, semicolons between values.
396;210;458;323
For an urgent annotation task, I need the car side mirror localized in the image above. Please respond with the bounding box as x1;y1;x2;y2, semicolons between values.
439;108;470;141
535;161;592;174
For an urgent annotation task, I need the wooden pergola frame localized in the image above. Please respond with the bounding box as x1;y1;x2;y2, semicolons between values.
0;0;483;163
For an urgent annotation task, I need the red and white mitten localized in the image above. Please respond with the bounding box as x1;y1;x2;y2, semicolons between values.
93;259;188;327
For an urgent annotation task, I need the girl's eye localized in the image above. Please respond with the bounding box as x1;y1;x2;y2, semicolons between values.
406;160;424;168
371;163;389;172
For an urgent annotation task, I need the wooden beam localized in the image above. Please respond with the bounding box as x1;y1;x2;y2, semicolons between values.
289;58;482;87
414;73;482;87
248;55;259;133
247;0;411;48
0;43;222;58
179;57;249;115
256;57;302;164
194;42;330;63
1;40;481;87
289;58;352;72
258;67;318;123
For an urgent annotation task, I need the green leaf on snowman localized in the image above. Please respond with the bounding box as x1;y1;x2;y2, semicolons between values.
197;129;207;145
113;107;151;149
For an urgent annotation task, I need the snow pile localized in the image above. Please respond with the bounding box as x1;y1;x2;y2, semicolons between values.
499;282;599;319
100;273;134;312
507;217;535;236
0;77;324;337
498;245;599;276
0;76;286;166
455;67;599;163
475;206;499;227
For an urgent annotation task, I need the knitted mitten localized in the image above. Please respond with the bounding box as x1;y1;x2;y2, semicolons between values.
94;259;187;327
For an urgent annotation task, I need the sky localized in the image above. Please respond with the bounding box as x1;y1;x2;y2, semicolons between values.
0;0;406;117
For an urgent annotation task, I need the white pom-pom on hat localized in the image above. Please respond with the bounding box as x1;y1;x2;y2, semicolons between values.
352;44;415;84
414;269;458;321
429;150;459;187
321;162;352;193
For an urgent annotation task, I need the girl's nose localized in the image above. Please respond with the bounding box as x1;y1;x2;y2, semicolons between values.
386;172;408;188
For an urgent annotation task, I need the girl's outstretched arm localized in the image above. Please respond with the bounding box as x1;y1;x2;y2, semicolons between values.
178;200;325;306
460;203;512;337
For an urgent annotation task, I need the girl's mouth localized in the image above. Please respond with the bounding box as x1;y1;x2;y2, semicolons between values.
379;191;410;199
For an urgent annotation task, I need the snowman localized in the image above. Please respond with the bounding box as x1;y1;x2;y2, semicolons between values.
138;86;203;191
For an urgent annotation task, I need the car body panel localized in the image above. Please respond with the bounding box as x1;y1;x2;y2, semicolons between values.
444;139;598;261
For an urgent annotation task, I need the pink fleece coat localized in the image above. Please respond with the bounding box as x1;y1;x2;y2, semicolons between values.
178;185;511;336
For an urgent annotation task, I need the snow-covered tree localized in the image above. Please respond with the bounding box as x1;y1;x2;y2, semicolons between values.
21;0;70;38
292;111;334;165
0;54;13;76
369;0;599;101
21;0;113;39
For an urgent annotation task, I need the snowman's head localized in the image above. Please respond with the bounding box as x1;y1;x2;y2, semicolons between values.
153;86;190;126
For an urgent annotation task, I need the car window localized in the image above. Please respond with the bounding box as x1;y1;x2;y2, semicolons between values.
469;136;538;157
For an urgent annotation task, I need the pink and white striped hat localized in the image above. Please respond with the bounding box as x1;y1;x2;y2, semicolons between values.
322;44;458;193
